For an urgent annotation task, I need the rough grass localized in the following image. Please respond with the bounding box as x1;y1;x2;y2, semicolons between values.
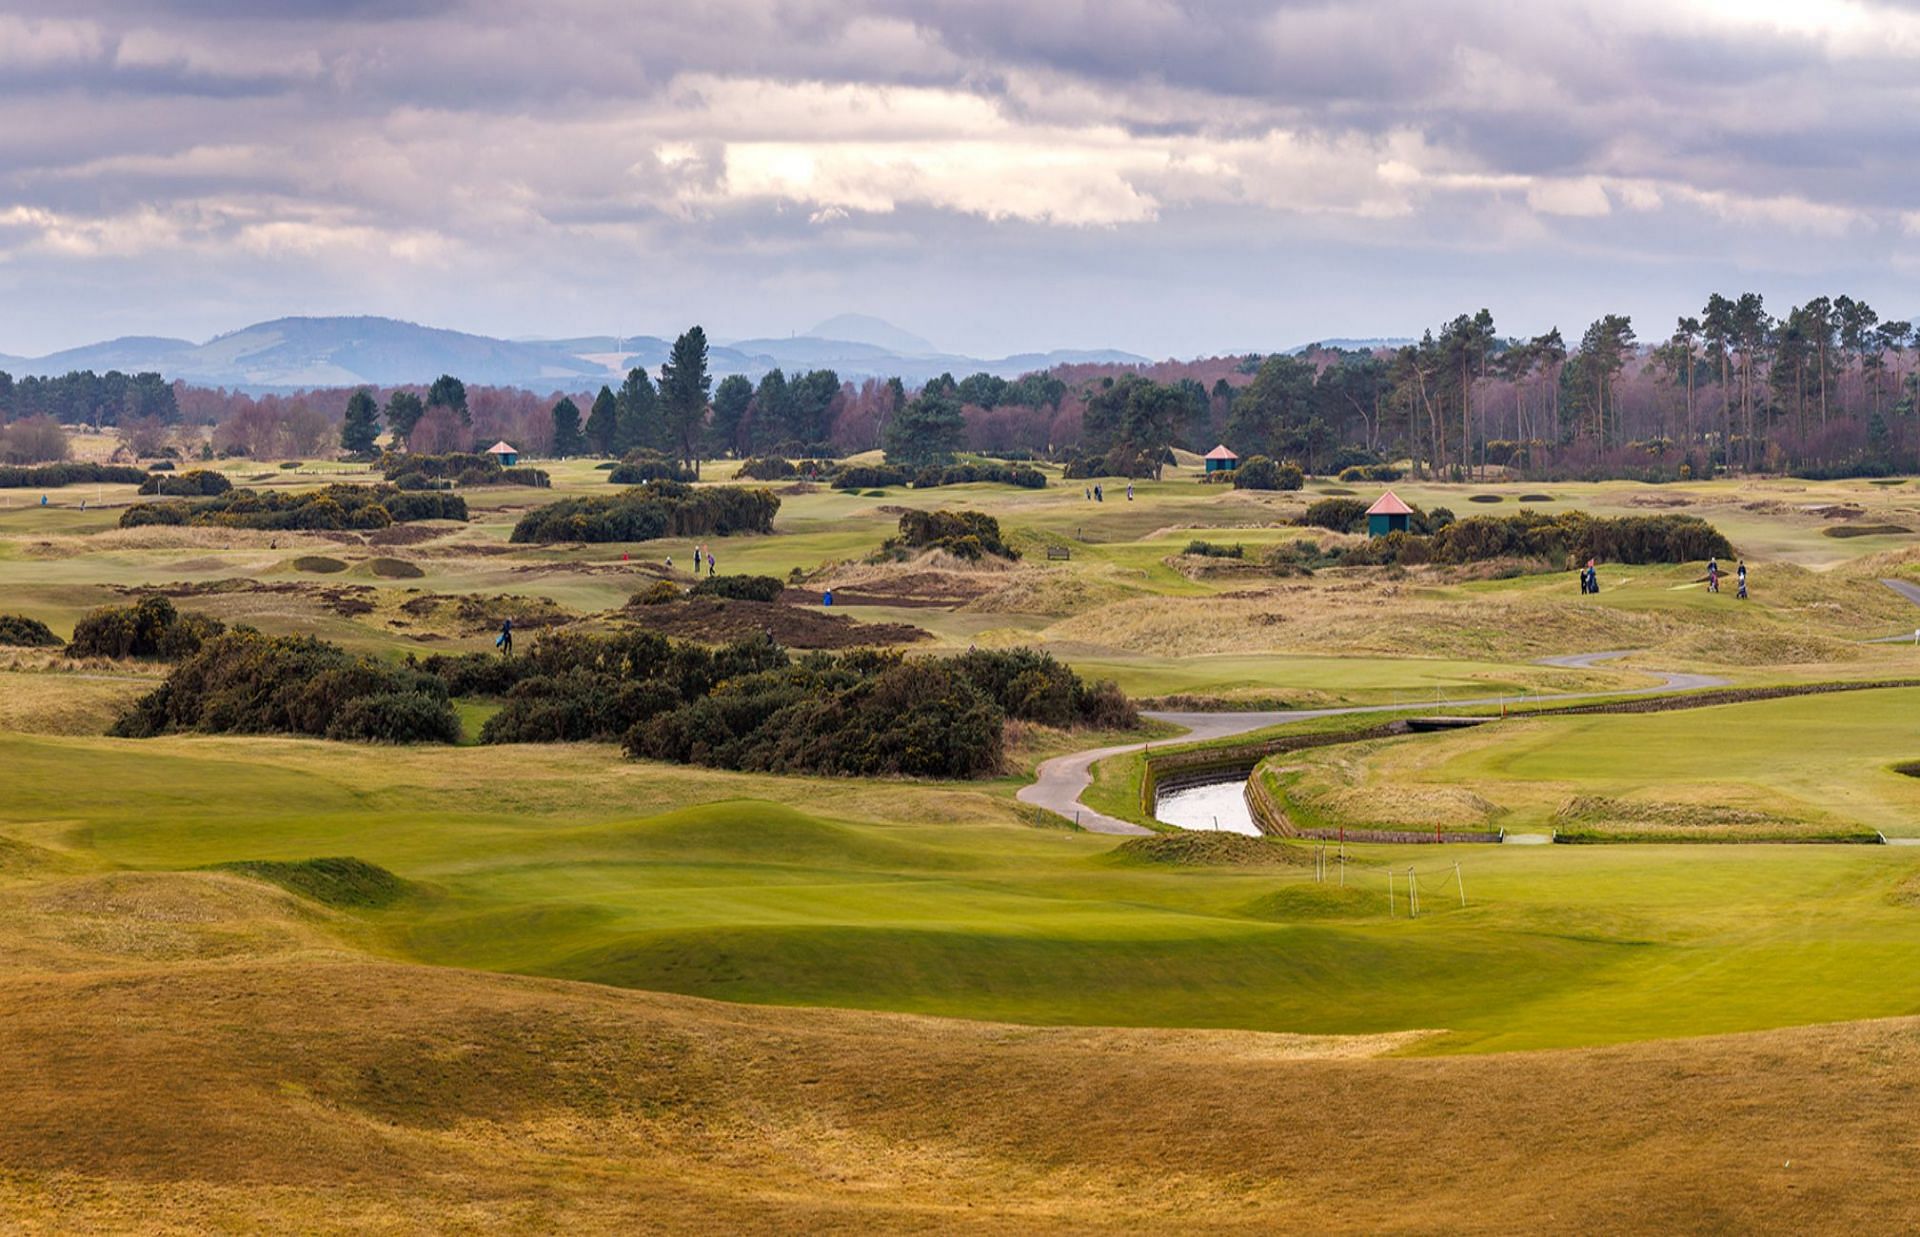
1107;832;1309;866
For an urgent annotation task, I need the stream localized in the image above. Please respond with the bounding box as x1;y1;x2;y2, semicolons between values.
1152;778;1261;835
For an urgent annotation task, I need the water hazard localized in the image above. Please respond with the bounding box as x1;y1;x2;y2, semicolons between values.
1152;778;1261;836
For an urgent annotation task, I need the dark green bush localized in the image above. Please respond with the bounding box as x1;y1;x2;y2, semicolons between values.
1338;464;1403;483
608;450;696;484
886;509;1016;560
1298;497;1370;533
136;469;233;497
737;456;798;481
113;630;455;742
912;463;1047;489
0;614;61;647
1183;540;1244;558
0;463;147;489
831;464;913;490
1234;456;1280;490
509;482;779;544
689;574;786;603
120;483;464;531
68;596;224;660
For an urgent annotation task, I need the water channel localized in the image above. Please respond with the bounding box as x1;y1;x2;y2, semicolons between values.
1151;777;1261;835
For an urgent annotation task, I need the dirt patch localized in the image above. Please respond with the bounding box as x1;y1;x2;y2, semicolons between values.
118;578;379;620
1627;495;1694;508
1826;524;1911;539
622;596;928;648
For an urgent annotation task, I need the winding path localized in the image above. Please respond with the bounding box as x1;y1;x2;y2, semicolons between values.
1018;653;1730;836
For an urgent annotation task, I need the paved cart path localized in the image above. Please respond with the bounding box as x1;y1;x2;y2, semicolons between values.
1017;653;1729;837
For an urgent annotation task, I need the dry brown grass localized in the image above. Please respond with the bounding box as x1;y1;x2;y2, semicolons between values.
0;670;152;736
6;864;1920;1233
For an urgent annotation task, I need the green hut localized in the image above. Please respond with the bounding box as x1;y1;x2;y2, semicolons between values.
1366;490;1412;537
1203;444;1239;474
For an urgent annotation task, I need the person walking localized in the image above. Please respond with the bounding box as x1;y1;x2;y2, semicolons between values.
1737;560;1748;600
496;617;514;658
1126;483;1134;501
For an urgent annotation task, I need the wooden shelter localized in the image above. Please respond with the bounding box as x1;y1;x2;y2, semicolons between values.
1366;490;1412;537
1203;444;1239;474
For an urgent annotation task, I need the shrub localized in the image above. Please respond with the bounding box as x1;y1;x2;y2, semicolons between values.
912;463;1047;489
737;456;798;481
511;482;779;544
67;596;224;660
1183;540;1244;558
631;579;683;606
0;462;148;489
1338;464;1403;483
326;691;461;743
689;574;786;603
831;464;913;490
1297;497;1370;533
120;483;464;531
1234;456;1280;490
113;630;455;742
608;450;696;484
136;469;233;497
0;614;61;647
886;509;1017;560
380;451;546;487
147;461;176;473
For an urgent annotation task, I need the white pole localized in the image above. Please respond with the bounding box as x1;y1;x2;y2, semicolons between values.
1388;870;1395;916
1455;861;1466;907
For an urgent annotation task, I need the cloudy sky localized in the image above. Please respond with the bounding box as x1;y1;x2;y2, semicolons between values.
3;0;1920;358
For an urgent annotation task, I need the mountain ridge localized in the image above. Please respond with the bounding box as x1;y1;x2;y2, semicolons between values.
1;314;1153;392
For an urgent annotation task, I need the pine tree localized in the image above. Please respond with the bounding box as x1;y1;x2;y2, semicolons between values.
613;368;657;454
584;385;618;455
883;389;965;468
426;374;469;425
550;396;584;457
659;326;712;474
340;388;382;456
383;390;425;446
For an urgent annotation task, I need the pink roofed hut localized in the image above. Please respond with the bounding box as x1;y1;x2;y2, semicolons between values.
485;440;520;467
1366;490;1412;537
1203;444;1239;474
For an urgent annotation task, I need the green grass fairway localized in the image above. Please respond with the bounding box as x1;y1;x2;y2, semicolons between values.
1273;687;1920;840
9;721;1920;1054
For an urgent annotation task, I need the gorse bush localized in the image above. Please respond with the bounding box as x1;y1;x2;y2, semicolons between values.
113;630;457;742
608;450;696;484
1183;540;1244;558
1338;464;1403;483
1427;511;1733;566
911;463;1047;489
1297;497;1371;533
382;451;549;489
830;464;913;490
886;509;1017;560
119;483;466;531
136;469;233;497
68;596;224;660
0;614;61;647
737;456;798;481
509;482;779;544
0;462;147;489
423;633;1134;778
689;574;786;603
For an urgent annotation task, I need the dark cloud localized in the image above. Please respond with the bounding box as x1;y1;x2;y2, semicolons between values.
3;0;1920;357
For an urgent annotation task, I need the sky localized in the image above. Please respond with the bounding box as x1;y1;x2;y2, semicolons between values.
4;0;1920;359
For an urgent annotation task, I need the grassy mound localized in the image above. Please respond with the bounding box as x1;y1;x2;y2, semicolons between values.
1109;831;1308;866
291;555;348;574
367;556;426;578
213;857;414;908
1552;796;1876;843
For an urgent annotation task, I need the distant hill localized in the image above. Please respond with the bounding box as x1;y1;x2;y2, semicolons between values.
0;314;1151;392
804;313;938;356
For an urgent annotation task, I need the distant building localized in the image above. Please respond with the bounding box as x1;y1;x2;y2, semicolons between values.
1203;444;1239;474
486;441;520;467
1366;490;1413;537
